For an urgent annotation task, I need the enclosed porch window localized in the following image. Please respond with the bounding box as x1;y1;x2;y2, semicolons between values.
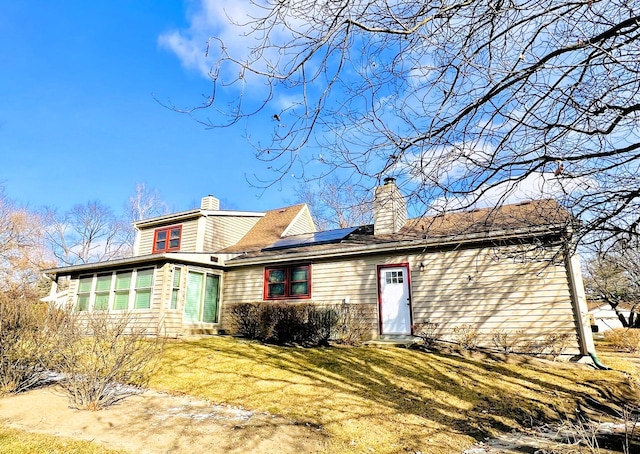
74;267;155;311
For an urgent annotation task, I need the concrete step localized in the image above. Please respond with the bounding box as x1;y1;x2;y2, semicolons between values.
364;338;417;348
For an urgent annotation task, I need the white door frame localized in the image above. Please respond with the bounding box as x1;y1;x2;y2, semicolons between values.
377;263;413;335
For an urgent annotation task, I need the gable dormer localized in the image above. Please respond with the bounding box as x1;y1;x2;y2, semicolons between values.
281;204;316;236
133;195;266;256
134;210;203;255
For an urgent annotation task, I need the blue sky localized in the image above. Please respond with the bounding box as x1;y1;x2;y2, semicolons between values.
0;1;298;215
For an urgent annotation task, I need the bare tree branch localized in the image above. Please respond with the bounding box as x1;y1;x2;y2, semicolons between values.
175;0;640;246
44;201;131;266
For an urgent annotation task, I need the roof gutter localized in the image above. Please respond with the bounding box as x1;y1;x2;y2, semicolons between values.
44;252;223;277
134;209;265;229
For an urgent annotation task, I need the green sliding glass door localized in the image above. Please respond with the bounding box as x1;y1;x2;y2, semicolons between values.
184;271;220;323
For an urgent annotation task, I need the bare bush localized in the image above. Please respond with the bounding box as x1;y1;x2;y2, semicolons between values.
226;302;340;346
557;416;602;453
620;406;640;454
452;324;479;351
523;338;545;356
0;292;50;395
604;328;640;353
226;302;260;339
414;321;440;348
332;303;372;346
524;333;572;360
49;310;164;410
307;306;339;346
545;333;571;361
555;406;640;454
491;329;525;355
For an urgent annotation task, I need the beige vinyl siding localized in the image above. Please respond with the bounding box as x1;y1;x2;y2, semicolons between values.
138;227;157;255
179;219;199;252
284;211;316;236
137;218;201;255
409;245;576;349
222;243;579;350
152;263;183;337
222;265;265;303
222;259;381;335
205;216;262;251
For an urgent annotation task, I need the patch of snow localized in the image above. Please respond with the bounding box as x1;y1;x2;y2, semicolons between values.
152;402;254;422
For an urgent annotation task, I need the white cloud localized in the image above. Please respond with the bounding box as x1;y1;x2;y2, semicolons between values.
158;1;262;77
403;140;496;186
429;171;596;213
276;93;304;111
159;30;211;75
159;1;317;79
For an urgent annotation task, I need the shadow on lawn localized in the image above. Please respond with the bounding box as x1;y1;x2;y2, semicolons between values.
153;337;639;452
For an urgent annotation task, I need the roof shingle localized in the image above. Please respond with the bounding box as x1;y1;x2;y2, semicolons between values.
218;204;308;253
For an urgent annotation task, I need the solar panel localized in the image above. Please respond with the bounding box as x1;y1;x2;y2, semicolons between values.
264;226;359;251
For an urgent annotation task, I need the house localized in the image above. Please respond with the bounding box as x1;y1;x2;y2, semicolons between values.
44;179;596;359
588;300;632;335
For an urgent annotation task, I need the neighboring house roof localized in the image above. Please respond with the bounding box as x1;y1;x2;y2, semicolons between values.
218;204;310;254
397;199;571;239
226;199;571;264
587;300;637;312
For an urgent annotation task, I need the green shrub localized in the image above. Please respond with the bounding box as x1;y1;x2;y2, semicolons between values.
307;306;339;346
226;303;260;338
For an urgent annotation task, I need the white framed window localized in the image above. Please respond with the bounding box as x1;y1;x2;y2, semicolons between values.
170;266;182;310
75;267;155;311
76;276;93;311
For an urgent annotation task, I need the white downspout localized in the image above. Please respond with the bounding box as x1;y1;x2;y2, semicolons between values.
565;251;596;355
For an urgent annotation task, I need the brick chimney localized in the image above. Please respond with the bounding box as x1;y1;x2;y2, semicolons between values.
201;195;220;211
373;177;406;235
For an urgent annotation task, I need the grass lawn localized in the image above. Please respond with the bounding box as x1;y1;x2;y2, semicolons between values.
150;337;640;454
0;426;126;454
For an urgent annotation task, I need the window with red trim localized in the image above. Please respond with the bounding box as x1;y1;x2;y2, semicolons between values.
152;225;182;253
264;264;311;299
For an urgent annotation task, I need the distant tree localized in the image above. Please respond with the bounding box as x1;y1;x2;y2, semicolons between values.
0;185;53;296
179;0;640;247
128;183;169;222
584;242;640;328
44;201;131;266
44;184;170;266
124;183;171;252
294;177;372;230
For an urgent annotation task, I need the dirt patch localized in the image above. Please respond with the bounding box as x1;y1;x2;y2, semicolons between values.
0;385;325;453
